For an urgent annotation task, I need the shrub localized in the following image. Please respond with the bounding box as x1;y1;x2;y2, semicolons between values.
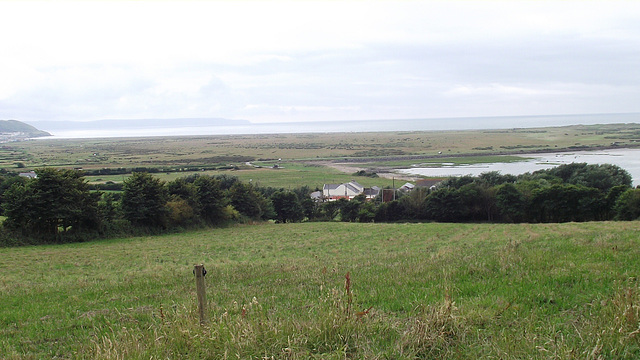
614;189;640;220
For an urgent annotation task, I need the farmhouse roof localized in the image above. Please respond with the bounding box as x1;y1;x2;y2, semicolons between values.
416;179;442;188
19;171;37;179
400;182;415;191
363;187;381;197
345;182;362;193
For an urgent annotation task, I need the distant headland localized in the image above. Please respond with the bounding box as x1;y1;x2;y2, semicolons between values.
0;120;51;142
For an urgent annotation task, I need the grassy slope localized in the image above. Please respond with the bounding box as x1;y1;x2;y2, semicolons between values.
2;221;640;359
0;120;50;137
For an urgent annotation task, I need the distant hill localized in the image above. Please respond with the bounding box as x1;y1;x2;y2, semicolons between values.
0;120;51;139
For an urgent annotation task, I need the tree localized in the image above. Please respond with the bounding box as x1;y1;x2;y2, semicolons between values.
3;168;100;240
214;174;241;190
292;186;316;220
2;182;33;232
165;196;196;227
384;200;406;221
271;190;303;223
97;192;119;224
604;185;631;220
478;171;516;187
545;163;632;192
340;194;365;222
121;172;168;227
318;199;344;221
193;176;228;224
0;175;26;214
439;175;475;189
398;187;429;220
457;183;496;221
614;189;640;220
529;184;604;223
357;201;376;222
229;182;273;220
495;183;527;223
424;187;465;222
168;177;197;205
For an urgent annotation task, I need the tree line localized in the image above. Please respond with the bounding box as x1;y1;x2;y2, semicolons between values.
0;162;639;246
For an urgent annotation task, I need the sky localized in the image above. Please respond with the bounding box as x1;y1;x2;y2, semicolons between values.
1;0;640;125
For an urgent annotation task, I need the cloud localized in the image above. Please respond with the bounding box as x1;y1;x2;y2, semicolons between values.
444;84;573;97
1;1;640;123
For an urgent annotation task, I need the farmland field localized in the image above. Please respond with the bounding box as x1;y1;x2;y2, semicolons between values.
5;123;640;188
2;221;640;359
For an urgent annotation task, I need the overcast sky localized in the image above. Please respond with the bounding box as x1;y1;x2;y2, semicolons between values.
1;0;640;124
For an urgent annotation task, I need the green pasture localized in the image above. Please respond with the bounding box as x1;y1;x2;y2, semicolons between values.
3;123;639;191
86;162;397;189
2;221;640;359
8;124;640;171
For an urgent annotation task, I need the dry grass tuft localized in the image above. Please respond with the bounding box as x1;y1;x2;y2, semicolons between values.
399;291;463;358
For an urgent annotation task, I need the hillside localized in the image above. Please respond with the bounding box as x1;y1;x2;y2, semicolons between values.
0;120;51;139
2;221;639;358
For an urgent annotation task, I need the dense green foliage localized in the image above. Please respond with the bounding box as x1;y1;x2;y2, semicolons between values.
320;163;637;224
615;189;640;220
2;169;100;240
0;170;262;245
271;190;304;223
121;172;168;227
0;162;638;246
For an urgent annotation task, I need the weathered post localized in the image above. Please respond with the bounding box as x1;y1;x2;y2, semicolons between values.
194;264;207;324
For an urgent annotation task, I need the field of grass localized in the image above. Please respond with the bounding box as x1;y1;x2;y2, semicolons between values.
4;123;639;189
85;162;396;189
11;123;640;167
2;221;640;359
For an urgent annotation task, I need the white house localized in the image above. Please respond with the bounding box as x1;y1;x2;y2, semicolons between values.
323;181;363;200
19;171;37;179
321;181;380;201
399;182;415;192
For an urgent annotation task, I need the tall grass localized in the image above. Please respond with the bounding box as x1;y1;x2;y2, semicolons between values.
1;221;639;358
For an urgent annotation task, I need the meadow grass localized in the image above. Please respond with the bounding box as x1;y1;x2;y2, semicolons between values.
2;221;640;359
85;162;396;189
11;124;640;170
8;124;640;189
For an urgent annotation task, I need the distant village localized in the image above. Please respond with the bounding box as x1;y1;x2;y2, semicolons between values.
0;132;39;143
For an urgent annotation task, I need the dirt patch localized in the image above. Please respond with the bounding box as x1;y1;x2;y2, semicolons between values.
316;161;419;181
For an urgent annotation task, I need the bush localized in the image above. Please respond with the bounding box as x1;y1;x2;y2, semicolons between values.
166;197;196;227
614;189;640;220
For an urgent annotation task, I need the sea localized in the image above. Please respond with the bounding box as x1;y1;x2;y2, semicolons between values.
40;112;640;139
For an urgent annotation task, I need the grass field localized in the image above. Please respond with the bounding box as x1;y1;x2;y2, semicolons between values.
2;123;638;189
85;162;396;189
9;124;640;166
2;221;640;359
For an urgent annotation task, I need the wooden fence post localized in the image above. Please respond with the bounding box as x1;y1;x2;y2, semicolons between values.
194;264;207;324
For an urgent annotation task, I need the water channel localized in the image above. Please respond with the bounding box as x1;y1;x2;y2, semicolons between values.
398;148;640;186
